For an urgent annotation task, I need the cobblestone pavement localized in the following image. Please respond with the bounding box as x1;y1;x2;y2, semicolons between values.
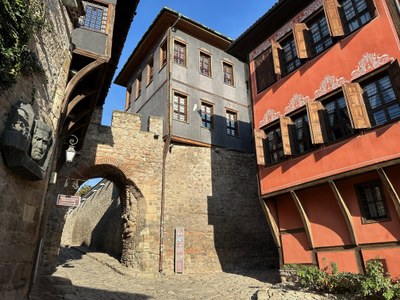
30;247;346;300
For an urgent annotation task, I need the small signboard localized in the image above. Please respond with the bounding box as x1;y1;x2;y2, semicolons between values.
57;194;81;207
175;227;184;274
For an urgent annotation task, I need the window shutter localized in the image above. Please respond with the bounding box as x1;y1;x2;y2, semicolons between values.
306;101;327;144
323;0;345;37
254;129;266;165
343;83;371;129
293;23;311;59
255;49;276;92
272;40;282;75
388;60;400;99
280;116;293;156
386;0;400;38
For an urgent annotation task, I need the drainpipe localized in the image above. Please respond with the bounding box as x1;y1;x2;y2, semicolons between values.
159;14;181;273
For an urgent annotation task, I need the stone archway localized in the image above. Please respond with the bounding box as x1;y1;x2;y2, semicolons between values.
39;110;164;274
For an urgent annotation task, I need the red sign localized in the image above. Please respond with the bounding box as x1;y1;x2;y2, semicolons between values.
57;194;81;207
175;227;184;274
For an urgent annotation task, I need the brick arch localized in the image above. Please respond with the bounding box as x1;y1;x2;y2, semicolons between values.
43;161;147;272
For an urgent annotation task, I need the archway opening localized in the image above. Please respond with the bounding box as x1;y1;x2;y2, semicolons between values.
61;177;124;259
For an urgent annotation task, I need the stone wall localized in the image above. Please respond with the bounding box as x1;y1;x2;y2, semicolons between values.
163;145;277;274
61;181;123;258
41;111;165;273
0;1;72;299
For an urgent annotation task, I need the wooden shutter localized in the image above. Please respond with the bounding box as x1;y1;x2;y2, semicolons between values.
293;23;311;59
280;116;293;156
272;40;282;75
343;83;371;129
366;0;377;18
255;49;276;92
254;129;266;165
306;101;327;144
388;60;400;99
323;0;345;37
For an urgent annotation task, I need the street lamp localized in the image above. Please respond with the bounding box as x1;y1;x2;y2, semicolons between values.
66;135;78;163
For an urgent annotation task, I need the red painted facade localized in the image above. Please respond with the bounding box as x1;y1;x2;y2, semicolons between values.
233;0;400;278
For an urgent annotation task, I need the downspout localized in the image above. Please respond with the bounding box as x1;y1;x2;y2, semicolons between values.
159;14;181;273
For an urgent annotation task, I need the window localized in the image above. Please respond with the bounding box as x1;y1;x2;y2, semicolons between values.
125;85;133;110
340;0;374;33
265;125;285;164
160;40;167;69
323;95;354;141
255;49;277;92
356;180;388;221
135;72;142;99
173;93;187;122
174;41;186;66
281;36;302;76
201;102;213;129
78;1;108;33
309;12;333;55
362;73;400;126
226;110;238;136
223;62;234;86
147;56;154;85
291;111;315;155
200;52;211;76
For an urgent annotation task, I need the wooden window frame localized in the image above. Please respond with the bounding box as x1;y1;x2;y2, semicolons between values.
223;61;234;86
199;51;212;77
361;71;400;127
146;56;154;86
280;34;302;76
339;0;375;34
308;11;334;55
290;109;316;156
173;92;188;122
78;1;109;33
125;84;133;111
135;72;142;99
159;39;168;71
200;101;214;129
173;40;187;67
355;180;390;223
322;93;354;142
226;109;238;136
264;123;286;165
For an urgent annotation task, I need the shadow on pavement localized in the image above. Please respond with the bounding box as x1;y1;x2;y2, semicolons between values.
29;275;151;300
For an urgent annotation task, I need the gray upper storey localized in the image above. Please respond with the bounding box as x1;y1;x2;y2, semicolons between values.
127;30;253;153
71;0;116;56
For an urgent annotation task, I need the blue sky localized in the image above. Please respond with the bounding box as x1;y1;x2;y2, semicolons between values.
101;0;275;125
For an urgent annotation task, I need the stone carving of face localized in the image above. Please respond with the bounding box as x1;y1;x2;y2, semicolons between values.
31;121;52;162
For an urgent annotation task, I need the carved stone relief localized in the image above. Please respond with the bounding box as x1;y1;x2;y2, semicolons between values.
259;109;281;127
1;102;53;180
284;94;310;114
351;53;395;80
314;75;349;98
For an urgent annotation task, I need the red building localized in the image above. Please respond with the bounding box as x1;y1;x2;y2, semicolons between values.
229;0;400;278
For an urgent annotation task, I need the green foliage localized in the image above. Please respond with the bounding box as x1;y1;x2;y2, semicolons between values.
289;259;400;299
75;185;93;197
0;0;46;89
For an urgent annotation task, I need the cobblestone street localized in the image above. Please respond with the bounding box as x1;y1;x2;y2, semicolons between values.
29;247;345;300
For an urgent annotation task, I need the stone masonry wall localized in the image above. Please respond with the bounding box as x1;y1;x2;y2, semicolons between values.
163;145;277;274
61;181;123;258
41;111;165;274
0;1;72;299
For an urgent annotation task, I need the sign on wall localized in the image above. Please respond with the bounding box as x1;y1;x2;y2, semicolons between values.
175;227;184;274
57;194;81;207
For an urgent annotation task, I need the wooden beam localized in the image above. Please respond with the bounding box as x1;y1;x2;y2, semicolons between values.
290;190;314;249
260;158;400;199
259;198;281;248
329;180;358;245
66;90;96;117
377;168;400;218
